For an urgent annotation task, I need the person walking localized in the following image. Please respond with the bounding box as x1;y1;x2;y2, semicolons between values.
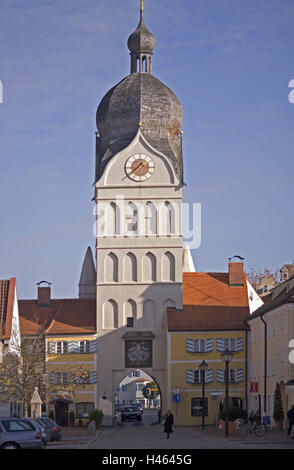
287;405;294;437
163;410;174;439
157;407;162;424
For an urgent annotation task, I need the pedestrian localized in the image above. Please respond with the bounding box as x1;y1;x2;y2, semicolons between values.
163;409;174;439
158;407;162;424
287;405;294;436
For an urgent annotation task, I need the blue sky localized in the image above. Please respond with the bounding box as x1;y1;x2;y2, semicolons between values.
0;0;293;299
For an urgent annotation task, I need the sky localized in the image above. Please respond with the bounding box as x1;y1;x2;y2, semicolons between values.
0;0;293;299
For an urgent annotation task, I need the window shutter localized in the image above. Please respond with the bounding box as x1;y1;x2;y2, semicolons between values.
68;341;79;354
90;371;98;384
48;342;56;354
186;339;195;353
205;369;214;384
216;338;224;352
216;369;225;383
205;339;213;352
90;339;98;353
49;372;57;384
186;369;194;384
235;369;244;383
236;338;243;352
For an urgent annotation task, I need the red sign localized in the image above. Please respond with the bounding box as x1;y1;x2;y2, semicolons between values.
249;382;258;393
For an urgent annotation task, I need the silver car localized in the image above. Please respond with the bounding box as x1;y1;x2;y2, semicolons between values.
22;417;51;447
0;417;44;449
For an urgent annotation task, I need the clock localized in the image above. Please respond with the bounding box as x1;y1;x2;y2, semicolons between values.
125;154;154;181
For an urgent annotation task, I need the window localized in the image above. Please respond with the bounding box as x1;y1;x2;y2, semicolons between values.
2;420;35;432
191;398;208;417
56;341;68;354
76;402;94;418
187;338;213;353
281;313;284;330
272;358;276;376
273;319;276;336
127;317;134;328
80;341;91;354
229;369;236;383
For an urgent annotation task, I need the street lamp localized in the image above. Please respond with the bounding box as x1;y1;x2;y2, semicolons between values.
221;349;233;437
199;360;208;430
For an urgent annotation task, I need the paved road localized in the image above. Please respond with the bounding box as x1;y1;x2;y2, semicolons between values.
46;409;294;450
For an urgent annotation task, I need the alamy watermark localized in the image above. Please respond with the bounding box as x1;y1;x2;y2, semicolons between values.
0;80;3;103
93;196;201;249
288;79;294;104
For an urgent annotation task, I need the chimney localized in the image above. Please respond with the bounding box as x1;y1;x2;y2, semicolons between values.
228;262;244;286
37;281;51;306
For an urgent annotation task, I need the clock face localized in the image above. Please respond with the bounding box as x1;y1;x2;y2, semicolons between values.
125;154;154;181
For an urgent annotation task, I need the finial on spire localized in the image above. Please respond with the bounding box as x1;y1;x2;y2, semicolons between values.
140;0;144;16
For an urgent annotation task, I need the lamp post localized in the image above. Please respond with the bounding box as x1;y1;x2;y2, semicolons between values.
221;349;233;437
199;360;208;430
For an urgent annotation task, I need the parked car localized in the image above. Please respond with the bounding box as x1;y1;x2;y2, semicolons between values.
121;406;142;422
0;417;44;449
40;417;61;441
23;418;51;446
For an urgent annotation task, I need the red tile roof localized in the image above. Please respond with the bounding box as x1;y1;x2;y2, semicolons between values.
168;272;250;331
19;299;96;336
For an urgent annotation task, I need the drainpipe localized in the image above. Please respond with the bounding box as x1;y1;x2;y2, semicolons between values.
260;314;267;416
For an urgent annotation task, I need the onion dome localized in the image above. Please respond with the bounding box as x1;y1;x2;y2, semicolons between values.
95;2;183;183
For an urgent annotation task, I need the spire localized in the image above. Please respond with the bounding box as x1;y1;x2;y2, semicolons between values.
127;1;156;74
78;247;96;299
182;245;196;273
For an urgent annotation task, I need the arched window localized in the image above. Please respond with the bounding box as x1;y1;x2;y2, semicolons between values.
143;252;156;282
142;56;147;72
158;201;177;236
124;299;136;327
161;251;175;281
146;202;157;236
103;299;118;329
105;252;118;282
166;201;175;235
110;202;120;236
124;252;137;282
143;299;156;328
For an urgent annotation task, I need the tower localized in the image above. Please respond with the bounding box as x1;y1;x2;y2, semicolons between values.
94;3;184;425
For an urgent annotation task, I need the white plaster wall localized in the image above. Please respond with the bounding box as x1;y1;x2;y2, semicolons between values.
95;131;183;425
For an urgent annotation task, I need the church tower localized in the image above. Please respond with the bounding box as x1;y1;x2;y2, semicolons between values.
94;2;184;425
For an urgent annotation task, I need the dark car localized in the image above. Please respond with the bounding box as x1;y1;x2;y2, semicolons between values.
121;406;142;422
133;403;144;415
40;417;61;441
0;417;44;449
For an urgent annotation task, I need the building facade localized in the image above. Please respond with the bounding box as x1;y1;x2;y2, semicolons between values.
19;283;97;425
166;263;255;426
247;275;294;425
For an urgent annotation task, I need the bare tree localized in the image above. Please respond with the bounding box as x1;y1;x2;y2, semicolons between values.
1;318;91;417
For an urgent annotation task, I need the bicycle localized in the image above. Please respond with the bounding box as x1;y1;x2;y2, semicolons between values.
234;418;267;438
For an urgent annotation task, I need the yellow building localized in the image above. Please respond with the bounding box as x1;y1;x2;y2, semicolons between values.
19;283;97;426
166;263;251;426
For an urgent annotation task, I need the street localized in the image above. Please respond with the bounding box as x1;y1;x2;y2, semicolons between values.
47;409;294;450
